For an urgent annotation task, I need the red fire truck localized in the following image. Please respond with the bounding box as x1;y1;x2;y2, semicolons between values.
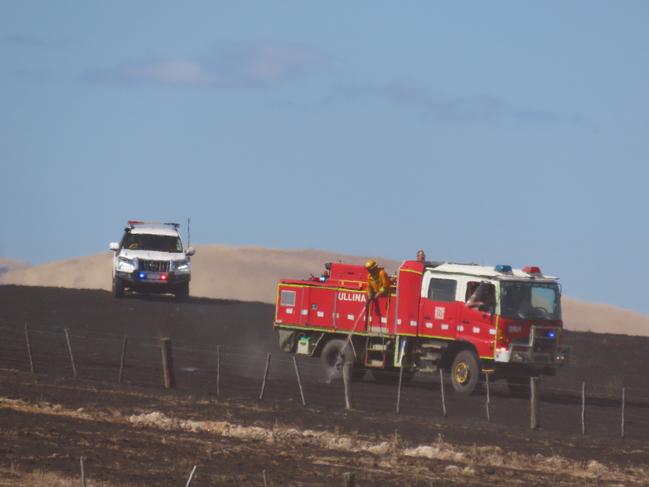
274;259;569;395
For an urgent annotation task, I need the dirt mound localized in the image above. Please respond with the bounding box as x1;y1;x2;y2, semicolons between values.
2;245;648;336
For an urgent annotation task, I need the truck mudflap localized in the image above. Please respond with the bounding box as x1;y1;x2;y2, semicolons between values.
495;325;570;368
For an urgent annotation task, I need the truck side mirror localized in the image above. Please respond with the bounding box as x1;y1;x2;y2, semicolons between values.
186;247;196;256
109;242;119;251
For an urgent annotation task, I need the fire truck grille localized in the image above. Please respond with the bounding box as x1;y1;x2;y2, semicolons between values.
138;260;170;272
533;337;556;353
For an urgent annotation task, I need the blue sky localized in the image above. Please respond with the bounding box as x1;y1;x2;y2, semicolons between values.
1;2;649;313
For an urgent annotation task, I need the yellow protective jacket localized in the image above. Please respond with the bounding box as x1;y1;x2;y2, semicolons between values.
367;268;392;299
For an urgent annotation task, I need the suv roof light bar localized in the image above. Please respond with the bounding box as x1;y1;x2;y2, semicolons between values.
127;220;180;229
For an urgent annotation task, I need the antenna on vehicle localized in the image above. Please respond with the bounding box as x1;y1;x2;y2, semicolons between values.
187;217;191;248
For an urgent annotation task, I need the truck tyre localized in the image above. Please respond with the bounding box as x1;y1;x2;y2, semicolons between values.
450;350;480;395
112;276;125;298
175;282;190;300
320;339;354;382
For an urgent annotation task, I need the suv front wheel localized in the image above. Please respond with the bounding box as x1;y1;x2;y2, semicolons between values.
175;282;189;300
112;276;125;298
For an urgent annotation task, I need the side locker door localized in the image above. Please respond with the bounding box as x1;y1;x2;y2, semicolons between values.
306;286;335;330
418;277;457;339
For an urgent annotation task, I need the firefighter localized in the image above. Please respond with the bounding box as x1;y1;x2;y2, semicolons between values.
365;259;392;304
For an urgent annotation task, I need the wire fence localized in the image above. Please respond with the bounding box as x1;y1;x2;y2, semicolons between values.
1;322;649;441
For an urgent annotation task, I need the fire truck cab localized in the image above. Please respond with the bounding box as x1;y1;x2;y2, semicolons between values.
274;260;569;395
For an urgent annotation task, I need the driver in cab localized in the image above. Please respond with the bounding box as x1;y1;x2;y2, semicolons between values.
466;281;495;312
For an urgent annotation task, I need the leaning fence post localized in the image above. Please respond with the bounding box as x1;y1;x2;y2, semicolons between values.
262;469;269;487
64;328;78;378
118;336;128;384
185;465;197;487
293;356;306;406
160;337;176;389
395;366;404;414
259;353;271;400
216;345;221;397
581;381;586;435
621;387;626;439
439;369;447;417
24;323;35;375
80;456;86;487
530;377;539;429
485;373;491;422
342;361;352;411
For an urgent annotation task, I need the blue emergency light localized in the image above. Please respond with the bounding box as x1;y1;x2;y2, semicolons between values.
547;331;556;338
139;272;146;279
495;265;512;273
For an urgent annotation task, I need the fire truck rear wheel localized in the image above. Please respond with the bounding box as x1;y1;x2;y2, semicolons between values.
450;350;480;395
320;339;354;382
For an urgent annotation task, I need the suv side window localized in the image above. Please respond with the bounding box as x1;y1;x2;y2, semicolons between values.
428;278;457;302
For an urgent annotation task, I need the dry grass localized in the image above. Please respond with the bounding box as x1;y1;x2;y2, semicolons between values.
0;468;122;487
3;396;649;485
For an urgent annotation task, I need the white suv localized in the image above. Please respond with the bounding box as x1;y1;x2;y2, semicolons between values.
109;221;195;299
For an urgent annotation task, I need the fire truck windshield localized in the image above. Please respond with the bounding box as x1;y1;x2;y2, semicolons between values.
122;234;183;253
500;282;560;320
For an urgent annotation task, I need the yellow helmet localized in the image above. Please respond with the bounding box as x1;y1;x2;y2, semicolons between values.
365;259;378;271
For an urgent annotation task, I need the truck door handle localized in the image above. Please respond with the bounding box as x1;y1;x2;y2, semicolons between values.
424;315;431;319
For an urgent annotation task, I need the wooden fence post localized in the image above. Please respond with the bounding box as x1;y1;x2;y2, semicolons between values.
530;377;539;429
259;353;271;400
24;323;35;375
118;336;127;384
262;469;269;487
160;337;176;389
293;356;306;406
439;369;447;417
64;328;78;378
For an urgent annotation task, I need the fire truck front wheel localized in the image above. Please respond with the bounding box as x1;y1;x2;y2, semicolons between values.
450;350;480;395
320;339;355;382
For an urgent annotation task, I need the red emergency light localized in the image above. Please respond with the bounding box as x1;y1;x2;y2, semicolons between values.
128;220;145;226
160;273;168;281
522;266;542;275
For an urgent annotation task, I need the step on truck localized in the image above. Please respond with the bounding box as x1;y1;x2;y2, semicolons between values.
274;259;569;395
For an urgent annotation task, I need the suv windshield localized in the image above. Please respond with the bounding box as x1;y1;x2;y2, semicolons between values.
122;233;183;253
500;282;561;320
